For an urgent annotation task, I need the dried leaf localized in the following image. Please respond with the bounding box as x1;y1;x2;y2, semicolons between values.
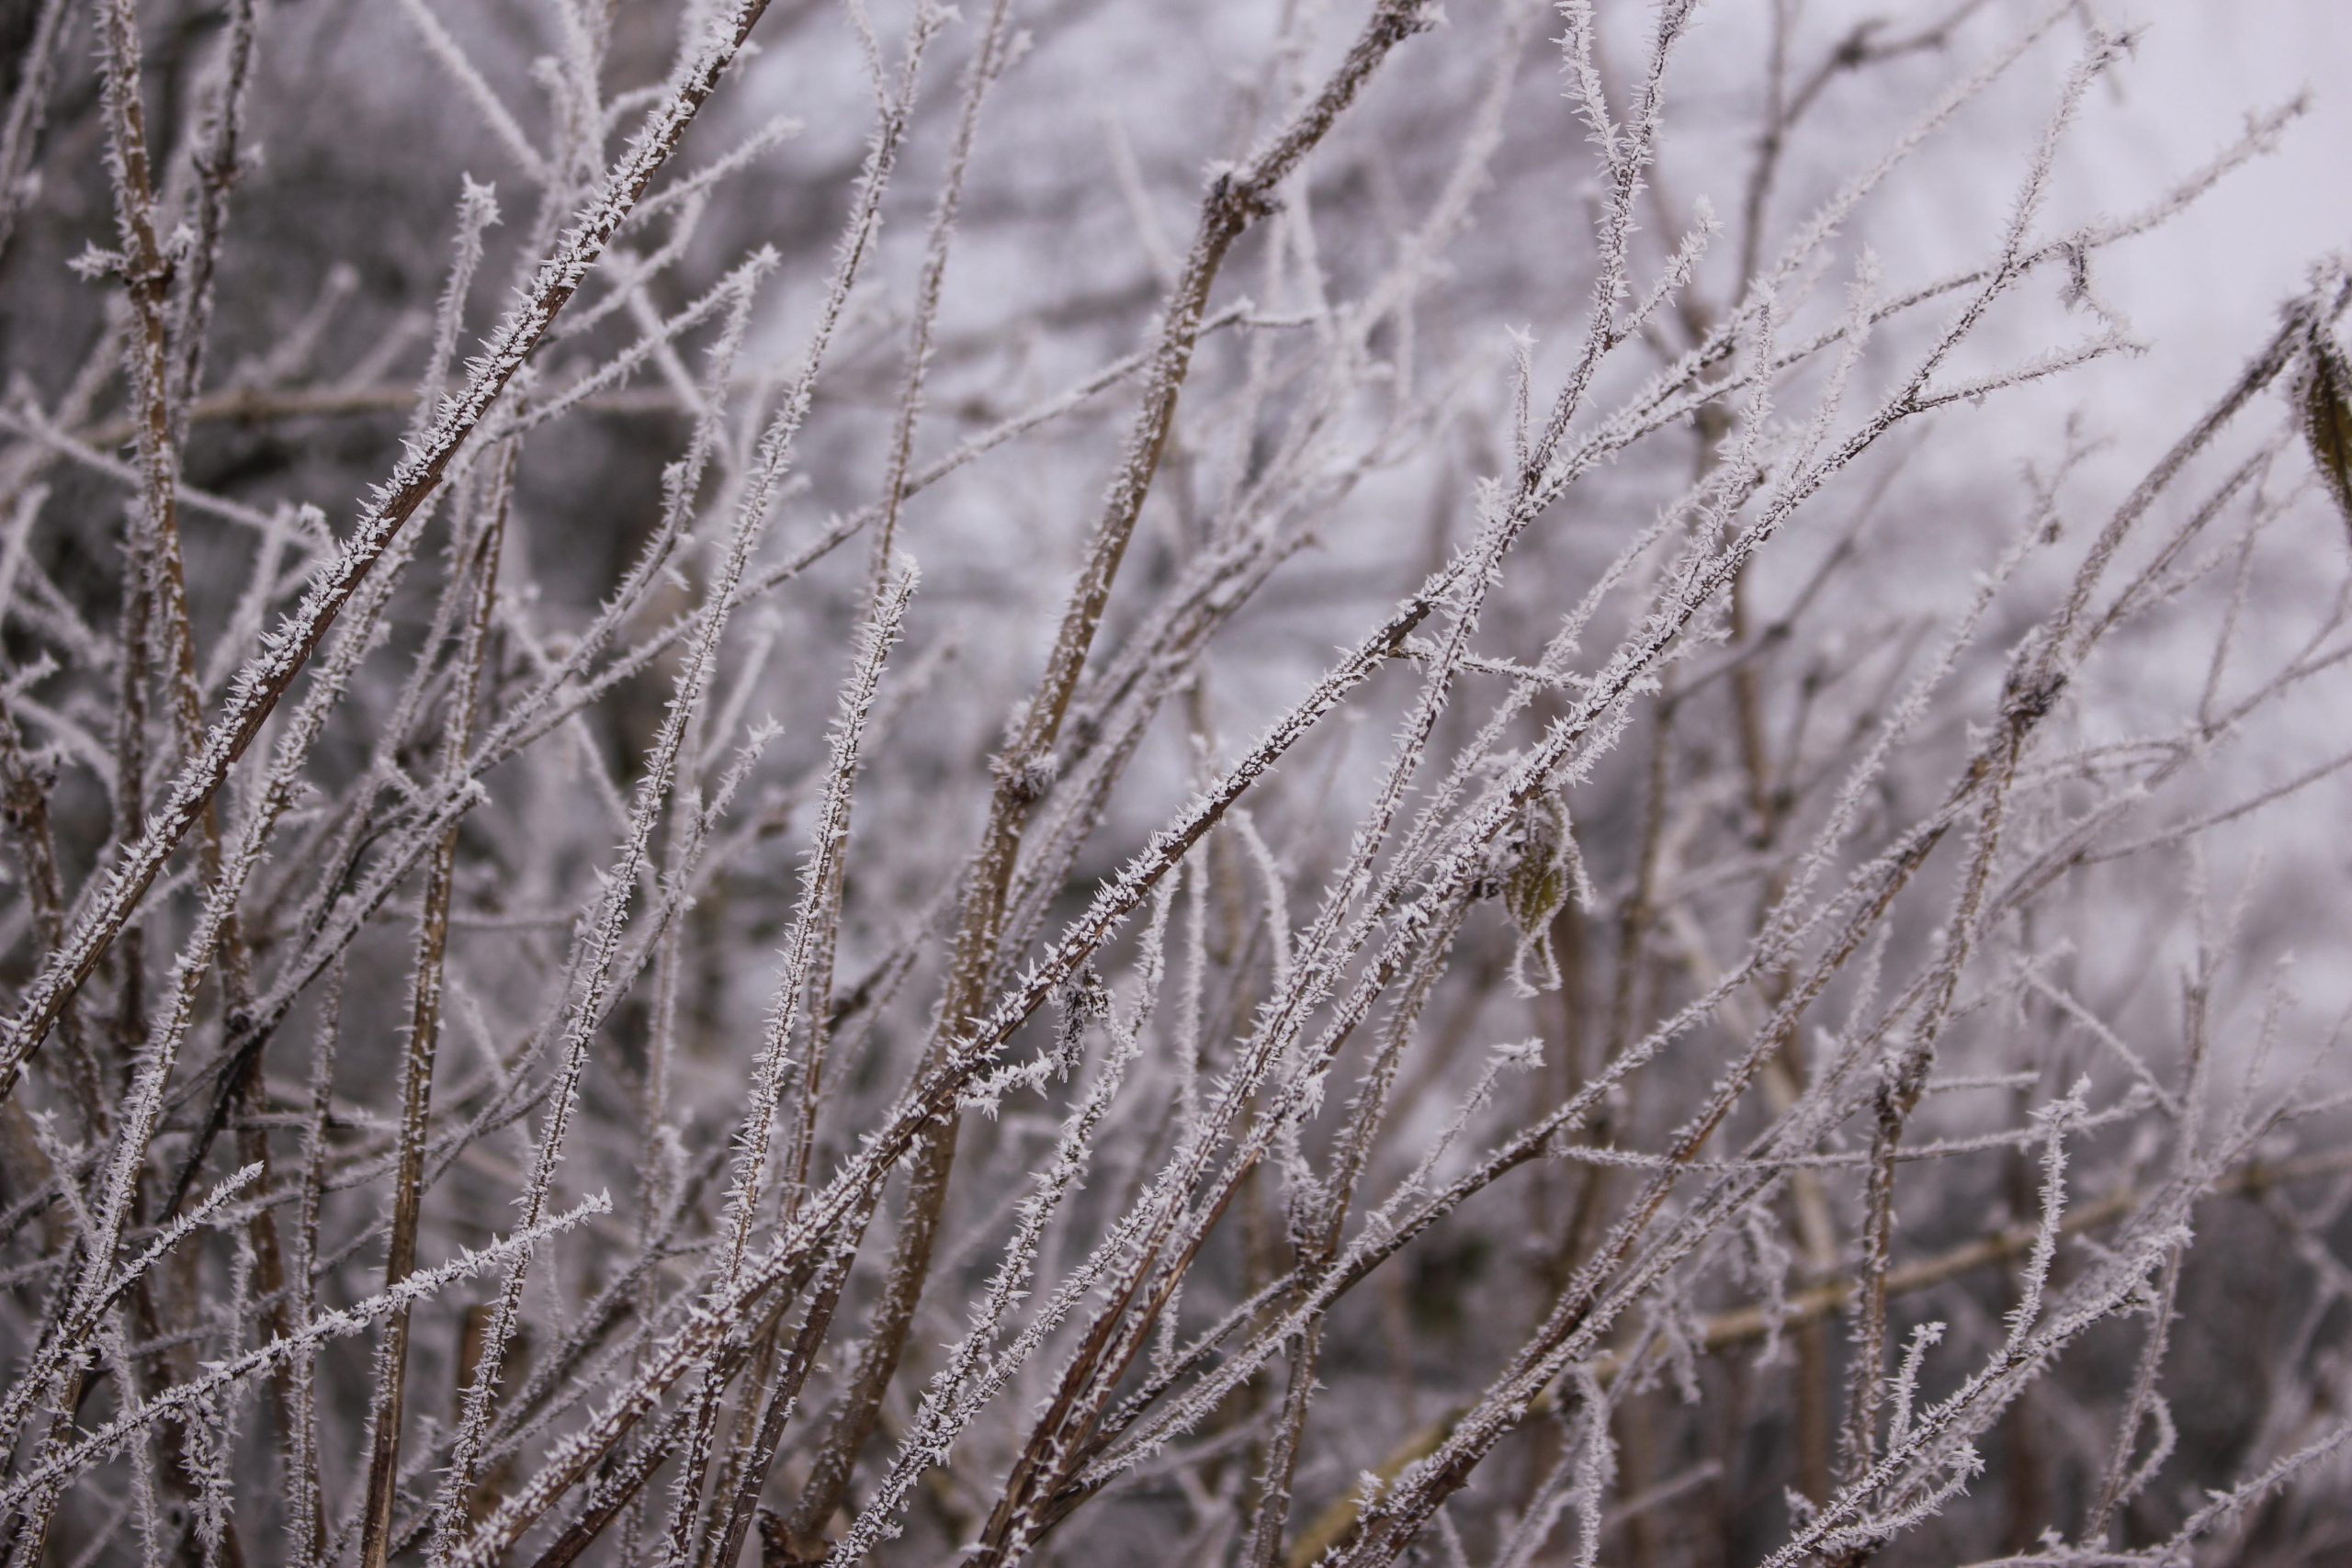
1504;795;1570;995
2303;322;2352;536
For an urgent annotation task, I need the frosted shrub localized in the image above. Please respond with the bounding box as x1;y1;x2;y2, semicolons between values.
1;2;2349;1564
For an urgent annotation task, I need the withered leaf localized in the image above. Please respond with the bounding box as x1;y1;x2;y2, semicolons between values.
2305;322;2352;537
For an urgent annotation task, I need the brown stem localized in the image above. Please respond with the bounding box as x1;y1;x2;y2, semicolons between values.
784;5;1437;1548
357;449;511;1568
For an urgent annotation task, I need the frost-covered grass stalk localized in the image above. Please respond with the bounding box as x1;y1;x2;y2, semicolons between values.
2;2;2350;1565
